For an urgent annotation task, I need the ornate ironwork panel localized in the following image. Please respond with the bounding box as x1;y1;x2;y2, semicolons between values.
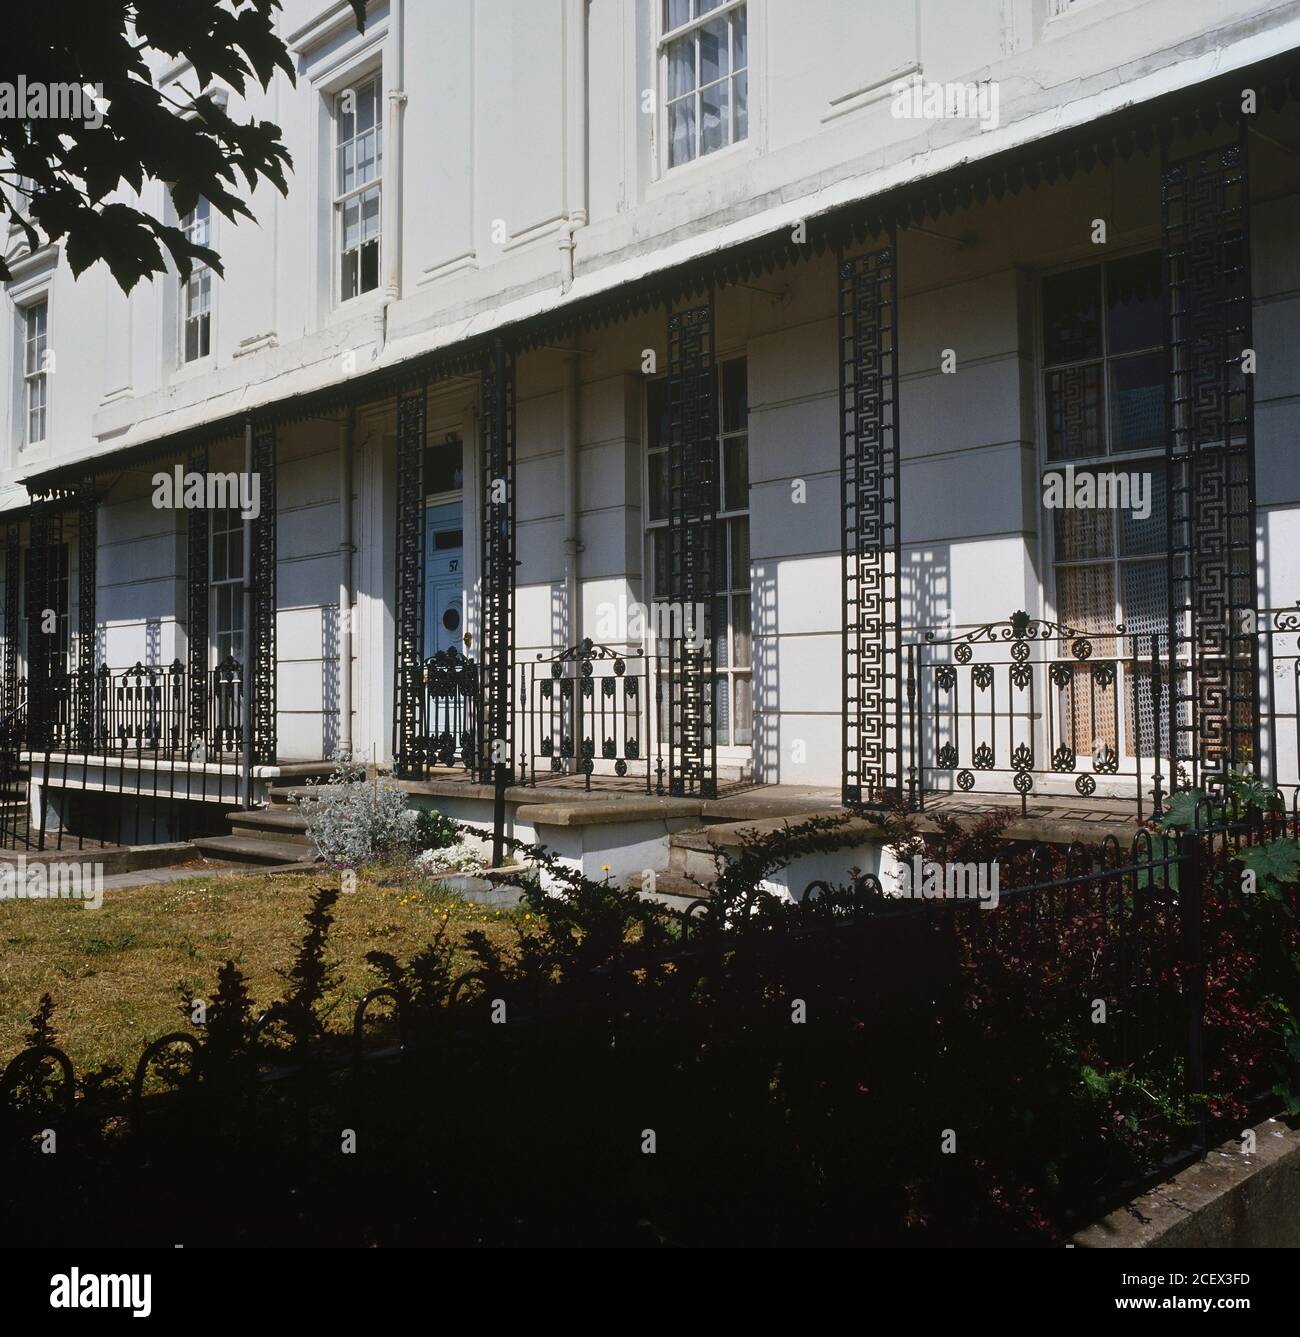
1161;136;1258;797
186;441;210;754
251;422;278;765
665;299;717;799
479;339;516;784
25;500;51;748
76;477;97;749
392;386;428;778
839;243;901;805
3;523;19;715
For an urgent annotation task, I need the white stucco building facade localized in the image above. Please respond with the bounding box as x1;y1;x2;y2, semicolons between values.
3;0;1300;868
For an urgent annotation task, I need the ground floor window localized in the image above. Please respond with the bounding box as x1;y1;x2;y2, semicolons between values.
1041;251;1167;757
646;354;752;747
210;506;245;666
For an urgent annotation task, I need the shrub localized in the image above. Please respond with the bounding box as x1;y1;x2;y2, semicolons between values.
293;762;419;865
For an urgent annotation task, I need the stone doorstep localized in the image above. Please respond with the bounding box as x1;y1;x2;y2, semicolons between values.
676;811;886;854
516;797;703;828
1074;1116;1300;1248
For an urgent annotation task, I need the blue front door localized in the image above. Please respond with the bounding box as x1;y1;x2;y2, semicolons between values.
424;501;464;659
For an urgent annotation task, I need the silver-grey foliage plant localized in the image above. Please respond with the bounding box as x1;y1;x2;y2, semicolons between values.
293;762;419;865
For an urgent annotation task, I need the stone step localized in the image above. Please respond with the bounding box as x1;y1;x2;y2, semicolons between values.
190;833;320;866
225;807;313;846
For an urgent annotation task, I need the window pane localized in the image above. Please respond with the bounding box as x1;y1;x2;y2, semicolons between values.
722;437;748;512
357;79;377;133
1109;351;1164;454
648;450;668;522
652;529;669;600
721;357;747;431
1106;252;1163;354
1046;363;1103;459
1119;465;1167;556
1121;560;1166;640
732;674;752;746
713;524;728;592
700;18;729;84
361;187;381;242
337;92;354;143
664;0;690;30
360;238;379;293
734;70;747;140
701;77;729;155
668;97;695;167
356;129;377;186
729;516;749;590
667;37;695;98
713;596;729;666
1042;265;1101;365
342;196;360;251
1057;564;1116;639
733;7;747;68
714;674;730;741
732;597;751;667
647;378;669;449
341;250;359;301
1052;498;1112;561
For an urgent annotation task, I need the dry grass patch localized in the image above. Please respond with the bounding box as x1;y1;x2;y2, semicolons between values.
0;861;523;1077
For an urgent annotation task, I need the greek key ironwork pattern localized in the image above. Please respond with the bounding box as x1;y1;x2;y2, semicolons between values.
77;477;97;750
186;441;209;754
1162;135;1259;797
392;386;428;779
4;523;19;715
666;299;717;799
25;500;52;749
479;338;516;783
840;244;901;805
252;422;278;765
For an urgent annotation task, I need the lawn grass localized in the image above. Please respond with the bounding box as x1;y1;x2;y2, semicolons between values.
0;859;525;1078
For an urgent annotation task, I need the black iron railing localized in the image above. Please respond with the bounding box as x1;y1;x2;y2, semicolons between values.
519;639;657;792
417;648;479;770
14;660;246;759
901;607;1300;819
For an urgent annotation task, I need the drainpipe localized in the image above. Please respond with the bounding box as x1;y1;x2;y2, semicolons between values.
557;0;589;292
376;0;406;356
338;411;355;760
241;417;254;809
562;346;583;652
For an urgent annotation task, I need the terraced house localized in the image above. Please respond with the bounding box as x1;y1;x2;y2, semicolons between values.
2;0;1300;887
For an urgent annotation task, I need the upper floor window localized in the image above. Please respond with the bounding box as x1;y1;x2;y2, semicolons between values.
334;73;382;302
661;1;747;170
23;298;49;446
179;198;212;363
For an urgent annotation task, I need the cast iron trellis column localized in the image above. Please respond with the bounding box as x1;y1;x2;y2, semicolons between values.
1161;131;1259;798
666;296;717;799
392;385;428;779
251;422;278;766
479;337;516;785
186;441;209;756
839;240;902;806
25;498;51;749
76;475;97;750
3;522;19;715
